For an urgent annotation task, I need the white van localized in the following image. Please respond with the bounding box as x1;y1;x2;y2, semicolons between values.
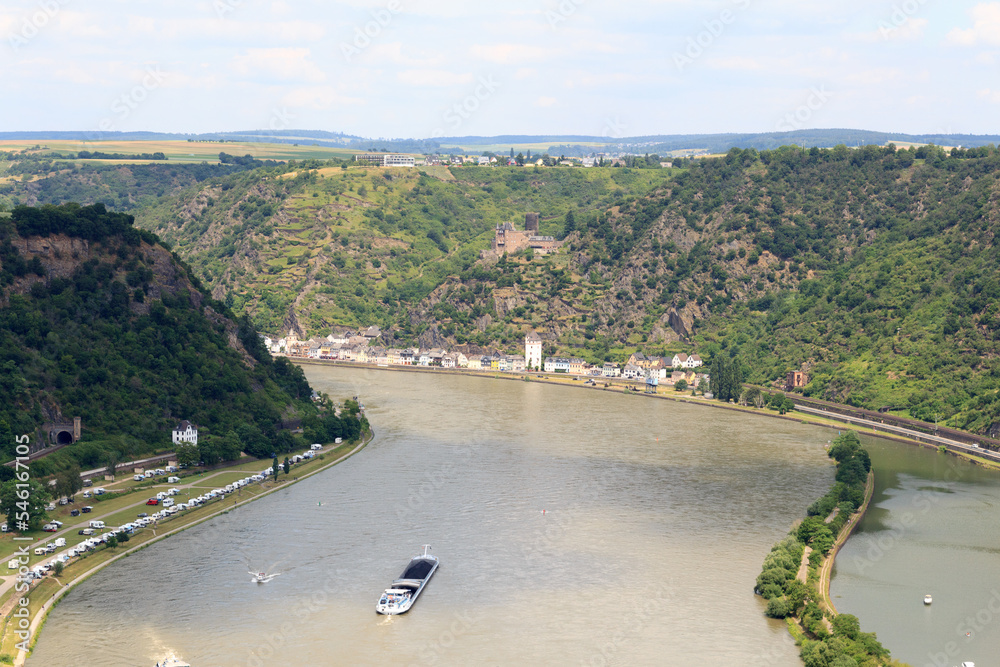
88;520;105;529
54;537;66;547
167;476;180;483
162;498;174;508
133;474;144;481
311;443;322;451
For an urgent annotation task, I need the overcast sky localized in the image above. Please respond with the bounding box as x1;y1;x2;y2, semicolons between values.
1;0;998;138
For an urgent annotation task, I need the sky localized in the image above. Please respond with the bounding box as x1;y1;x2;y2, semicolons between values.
0;0;998;139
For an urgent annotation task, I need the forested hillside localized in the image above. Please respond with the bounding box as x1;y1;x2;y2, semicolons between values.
411;144;1000;434
5;143;1000;436
133;163;674;334
0;203;319;471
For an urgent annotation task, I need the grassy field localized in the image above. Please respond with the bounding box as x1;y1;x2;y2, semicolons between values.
0;140;357;163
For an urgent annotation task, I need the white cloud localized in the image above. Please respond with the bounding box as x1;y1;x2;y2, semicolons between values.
976;88;1000;103
282;86;363;109
947;3;1000;46
705;56;762;71
231;48;326;83
396;69;474;87
471;43;556;65
536;96;556;107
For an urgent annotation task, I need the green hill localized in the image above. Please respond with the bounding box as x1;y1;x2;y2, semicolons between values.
5;143;1000;436
132;162;675;334
0;203;320;473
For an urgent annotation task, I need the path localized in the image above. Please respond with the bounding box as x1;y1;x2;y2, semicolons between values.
795;546;812;583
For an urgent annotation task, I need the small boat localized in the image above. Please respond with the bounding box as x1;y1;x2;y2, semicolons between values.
376;545;438;615
250;570;281;584
924;594;933;605
155;657;191;667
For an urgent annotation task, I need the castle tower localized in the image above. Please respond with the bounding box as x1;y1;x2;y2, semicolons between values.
525;330;542;371
524;212;539;234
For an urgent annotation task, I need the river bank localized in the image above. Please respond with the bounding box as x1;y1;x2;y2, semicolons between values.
295;360;1000;471
4;428;374;667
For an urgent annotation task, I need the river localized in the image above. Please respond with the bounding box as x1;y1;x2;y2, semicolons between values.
29;367;839;666
830;434;1000;667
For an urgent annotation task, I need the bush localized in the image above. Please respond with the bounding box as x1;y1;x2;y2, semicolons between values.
765;597;790;618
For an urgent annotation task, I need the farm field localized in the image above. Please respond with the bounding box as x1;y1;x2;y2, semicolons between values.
0;139;357;162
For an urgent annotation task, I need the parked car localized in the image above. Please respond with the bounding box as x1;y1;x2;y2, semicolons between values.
146;498;160;506
42;524;58;532
44;503;56;511
58;497;69;505
78;528;94;535
137;512;148;518
82;479;93;487
81;506;93;513
70;509;80;517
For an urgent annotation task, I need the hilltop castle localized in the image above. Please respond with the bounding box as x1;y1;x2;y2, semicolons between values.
487;213;562;257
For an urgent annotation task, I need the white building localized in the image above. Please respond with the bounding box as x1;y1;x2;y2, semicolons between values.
525;330;543;371
672;353;703;369
172;421;198;446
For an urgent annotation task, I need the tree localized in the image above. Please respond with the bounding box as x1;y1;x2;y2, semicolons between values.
53;561;64;576
106;535;119;549
57;466;83;501
283;456;290;474
0;479;50;532
563;210;576;238
176;444;199;467
272;456;279;482
675;379;688;391
103;450;124;479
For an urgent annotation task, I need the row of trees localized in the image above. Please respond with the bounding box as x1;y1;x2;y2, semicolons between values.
755;431;887;665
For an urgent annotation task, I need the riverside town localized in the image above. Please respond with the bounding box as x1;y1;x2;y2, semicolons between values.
267;327;708;387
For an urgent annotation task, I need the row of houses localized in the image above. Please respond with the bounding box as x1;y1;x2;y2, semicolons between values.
263;327;707;388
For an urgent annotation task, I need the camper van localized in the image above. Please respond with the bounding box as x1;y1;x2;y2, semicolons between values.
88;520;105;529
167;476;180;484
311;443;322;451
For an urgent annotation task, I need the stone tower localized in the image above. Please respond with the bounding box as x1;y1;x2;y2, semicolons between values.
525;330;542;371
524;212;539;234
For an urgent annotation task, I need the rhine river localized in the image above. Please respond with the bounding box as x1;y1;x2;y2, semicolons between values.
28;367;873;665
831;434;1000;667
